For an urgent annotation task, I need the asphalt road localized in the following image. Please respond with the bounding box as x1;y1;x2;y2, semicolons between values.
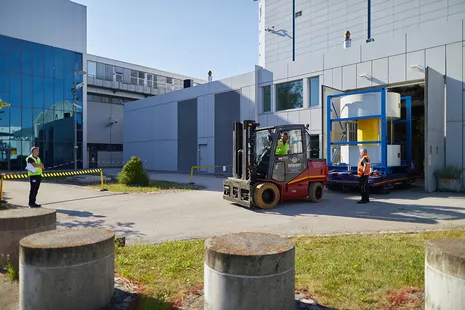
4;172;465;244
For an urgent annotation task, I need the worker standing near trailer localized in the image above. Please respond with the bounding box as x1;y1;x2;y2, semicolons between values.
357;148;370;204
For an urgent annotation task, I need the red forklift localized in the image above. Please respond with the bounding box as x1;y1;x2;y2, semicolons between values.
223;120;328;209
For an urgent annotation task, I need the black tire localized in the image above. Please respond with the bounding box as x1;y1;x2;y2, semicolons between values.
308;182;324;203
253;183;280;209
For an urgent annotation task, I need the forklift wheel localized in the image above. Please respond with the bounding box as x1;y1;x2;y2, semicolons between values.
308;182;324;203
253;183;280;209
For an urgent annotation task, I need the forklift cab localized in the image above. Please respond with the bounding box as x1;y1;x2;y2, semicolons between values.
255;124;316;183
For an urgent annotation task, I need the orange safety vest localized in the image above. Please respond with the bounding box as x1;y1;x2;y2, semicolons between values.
357;155;370;176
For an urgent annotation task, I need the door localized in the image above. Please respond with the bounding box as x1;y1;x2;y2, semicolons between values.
424;67;445;192
322;85;345;164
89;151;98;169
198;144;208;173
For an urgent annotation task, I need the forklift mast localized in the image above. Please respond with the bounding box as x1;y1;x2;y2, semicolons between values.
232;120;259;182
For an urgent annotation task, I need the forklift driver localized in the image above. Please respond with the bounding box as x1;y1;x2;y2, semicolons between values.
275;132;289;155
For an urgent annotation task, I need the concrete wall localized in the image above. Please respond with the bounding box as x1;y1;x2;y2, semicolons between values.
261;0;465;67
257;18;465;187
87;101;124;144
124;70;258;172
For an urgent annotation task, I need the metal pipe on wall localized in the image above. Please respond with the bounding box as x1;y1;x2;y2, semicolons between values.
292;0;295;61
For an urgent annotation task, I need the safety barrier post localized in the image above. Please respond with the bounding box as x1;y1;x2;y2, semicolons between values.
0;174;4;203
99;169;108;192
188;166;196;185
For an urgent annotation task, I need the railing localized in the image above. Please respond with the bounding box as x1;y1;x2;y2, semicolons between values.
87;76;183;96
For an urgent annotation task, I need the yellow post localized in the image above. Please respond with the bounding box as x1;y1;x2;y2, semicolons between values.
0;174;3;202
189;166;196;184
99;169;108;192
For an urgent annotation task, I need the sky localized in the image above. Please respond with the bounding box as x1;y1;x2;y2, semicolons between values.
73;0;259;81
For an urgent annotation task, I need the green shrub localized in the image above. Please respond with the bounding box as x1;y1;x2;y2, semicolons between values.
435;166;463;179
117;156;149;186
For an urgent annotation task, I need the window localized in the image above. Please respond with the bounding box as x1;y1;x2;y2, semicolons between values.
276;80;303;111
96;63;105;79
263;85;271;112
279;128;303;154
348;122;357;142
306;133;320;159
309;77;320;107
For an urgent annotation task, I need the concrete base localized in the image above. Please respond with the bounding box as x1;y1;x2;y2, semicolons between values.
0;208;56;270
425;239;465;310
204;232;295;310
19;228;115;310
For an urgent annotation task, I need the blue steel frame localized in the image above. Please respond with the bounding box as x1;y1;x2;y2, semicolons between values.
326;88;388;173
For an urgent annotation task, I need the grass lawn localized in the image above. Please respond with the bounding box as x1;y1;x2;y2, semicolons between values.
90;181;205;193
115;229;465;310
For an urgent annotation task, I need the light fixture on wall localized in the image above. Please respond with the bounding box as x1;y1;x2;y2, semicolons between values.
410;64;425;70
359;73;371;80
108;117;118;125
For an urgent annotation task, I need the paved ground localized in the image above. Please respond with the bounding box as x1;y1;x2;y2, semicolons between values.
3;170;465;244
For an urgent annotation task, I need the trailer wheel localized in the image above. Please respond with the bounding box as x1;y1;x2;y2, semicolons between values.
253;183;280;209
308;182;324;203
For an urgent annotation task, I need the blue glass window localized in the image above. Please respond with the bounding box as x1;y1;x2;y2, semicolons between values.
9;107;21;133
33;44;43;76
43;46;54;78
0;71;8;92
44;78;53;109
75;53;82;72
22;41;33;75
21;75;33;107
64;79;74;101
54;79;64;110
33;77;44;108
64;50;75;70
53;49;64;79
21;107;33;138
9;39;21;73
10;74;21;107
0;106;10;132
309;77;320;107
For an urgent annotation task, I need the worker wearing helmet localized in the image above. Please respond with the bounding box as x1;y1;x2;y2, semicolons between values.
275;132;289;155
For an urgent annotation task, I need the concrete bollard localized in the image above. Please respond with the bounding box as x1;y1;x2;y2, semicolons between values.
0;208;56;270
204;232;295;310
425;239;465;310
19;228;115;310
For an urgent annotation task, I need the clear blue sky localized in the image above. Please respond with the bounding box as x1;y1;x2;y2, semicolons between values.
73;0;259;80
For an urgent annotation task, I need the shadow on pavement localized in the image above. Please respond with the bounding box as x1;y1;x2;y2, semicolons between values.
56;209;106;218
58;219;146;239
41;193;128;206
246;190;465;226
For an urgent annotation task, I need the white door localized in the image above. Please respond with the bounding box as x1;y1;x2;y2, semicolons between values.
198;144;208;172
424;67;446;192
322;85;345;163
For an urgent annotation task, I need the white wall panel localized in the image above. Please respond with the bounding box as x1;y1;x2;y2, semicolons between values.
388;54;406;83
287;111;300;124
288;54;324;77
309;108;322;131
258;115;268;127
332;67;343;89
425;46;446;75
324;69;333;87
361;33;406;62
324;47;361;70
372;58;389;85
407;19;462;52
406;50;426;81
342;65;357;90
356;61;372;88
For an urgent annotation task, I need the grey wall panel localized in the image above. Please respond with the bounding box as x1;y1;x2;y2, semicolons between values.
177;99;198;172
214;91;241;174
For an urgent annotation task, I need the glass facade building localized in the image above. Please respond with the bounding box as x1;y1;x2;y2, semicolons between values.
0;34;83;171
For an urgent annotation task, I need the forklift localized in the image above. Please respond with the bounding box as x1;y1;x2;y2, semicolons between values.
223;120;328;209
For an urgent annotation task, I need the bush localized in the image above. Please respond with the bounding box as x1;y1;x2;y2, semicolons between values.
435;166;463;179
118;156;149;186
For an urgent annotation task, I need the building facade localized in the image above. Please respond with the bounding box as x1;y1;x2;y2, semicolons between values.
259;0;465;67
0;0;87;171
125;4;465;192
86;55;204;168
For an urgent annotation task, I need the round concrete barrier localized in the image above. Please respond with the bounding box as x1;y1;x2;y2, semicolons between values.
425;239;465;310
19;228;115;310
204;232;295;310
0;208;56;269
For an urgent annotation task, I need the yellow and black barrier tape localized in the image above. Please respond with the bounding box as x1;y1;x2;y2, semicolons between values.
0;168;107;201
2;169;102;180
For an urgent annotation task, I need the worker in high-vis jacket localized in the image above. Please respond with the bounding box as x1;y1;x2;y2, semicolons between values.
25;147;45;208
357;148;370;204
275;132;289;155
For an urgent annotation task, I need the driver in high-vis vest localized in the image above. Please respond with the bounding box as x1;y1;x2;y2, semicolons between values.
25;147;45;208
275;132;289;155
